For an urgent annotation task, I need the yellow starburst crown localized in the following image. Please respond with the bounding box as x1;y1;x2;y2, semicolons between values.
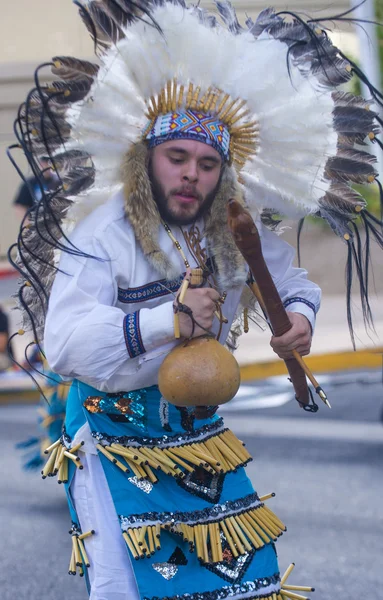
143;78;259;169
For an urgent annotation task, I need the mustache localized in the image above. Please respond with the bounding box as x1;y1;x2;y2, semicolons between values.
170;186;203;201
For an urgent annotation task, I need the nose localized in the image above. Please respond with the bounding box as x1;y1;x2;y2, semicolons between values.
182;160;198;183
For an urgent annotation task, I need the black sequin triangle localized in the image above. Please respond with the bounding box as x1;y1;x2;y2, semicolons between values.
168;546;188;566
203;533;255;583
176;466;225;503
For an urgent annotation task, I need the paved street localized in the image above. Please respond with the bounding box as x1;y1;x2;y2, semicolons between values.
0;369;382;600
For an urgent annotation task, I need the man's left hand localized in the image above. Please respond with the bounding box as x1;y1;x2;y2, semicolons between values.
270;312;312;359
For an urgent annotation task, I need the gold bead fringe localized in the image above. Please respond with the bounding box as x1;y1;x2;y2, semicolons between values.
96;428;252;484
278;563;316;600
68;530;95;577
144;78;259;170
122;493;286;563
41;438;85;482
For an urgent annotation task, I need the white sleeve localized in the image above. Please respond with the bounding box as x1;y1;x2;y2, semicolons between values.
260;225;321;332
44;235;175;388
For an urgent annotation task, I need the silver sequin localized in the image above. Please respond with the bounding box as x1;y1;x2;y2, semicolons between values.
128;476;153;494
152;562;178;580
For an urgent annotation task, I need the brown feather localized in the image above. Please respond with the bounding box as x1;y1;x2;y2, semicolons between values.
51;56;99;81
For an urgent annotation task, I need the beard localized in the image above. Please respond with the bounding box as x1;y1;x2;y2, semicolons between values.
149;164;222;226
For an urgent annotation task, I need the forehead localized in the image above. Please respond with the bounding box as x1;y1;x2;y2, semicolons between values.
153;139;222;161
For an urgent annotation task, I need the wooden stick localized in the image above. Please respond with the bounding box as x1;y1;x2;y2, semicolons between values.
249;280;330;408
147;524;155;555
283;585;315;592
68;548;76;575
243;512;270;544
123;531;139;560
219;520;239;558
77;537;90;567
72;536;82;567
280;591;310;600
225;517;245;554
43;438;61;454
174;277;190;339
41;446;58;478
281;563;295;586
78;530;95;541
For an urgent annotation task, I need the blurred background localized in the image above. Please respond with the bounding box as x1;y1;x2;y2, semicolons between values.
0;2;382;600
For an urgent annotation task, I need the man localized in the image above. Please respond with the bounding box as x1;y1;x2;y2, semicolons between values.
12;2;380;599
42;131;318;600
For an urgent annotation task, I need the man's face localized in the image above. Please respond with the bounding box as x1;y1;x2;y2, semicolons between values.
149;139;223;225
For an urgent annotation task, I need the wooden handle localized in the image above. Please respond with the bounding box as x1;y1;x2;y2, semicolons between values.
174;278;190;339
227;199;310;405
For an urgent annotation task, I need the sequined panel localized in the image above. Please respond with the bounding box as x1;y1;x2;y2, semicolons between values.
152;547;188;580
119;492;261;529
203;532;255;583
168;547;188;566
177;466;224;504
128;476;153;494
92;417;225;448
152;563;178;580
159;396;172;432
144;573;280;600
84;391;147;430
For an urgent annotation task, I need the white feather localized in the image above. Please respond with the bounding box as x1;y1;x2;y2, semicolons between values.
66;3;340;224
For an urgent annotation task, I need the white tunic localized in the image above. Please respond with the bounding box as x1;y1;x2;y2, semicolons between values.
44;190;321;391
43;190;321;599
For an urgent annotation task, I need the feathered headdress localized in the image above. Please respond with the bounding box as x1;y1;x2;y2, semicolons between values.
8;0;383;349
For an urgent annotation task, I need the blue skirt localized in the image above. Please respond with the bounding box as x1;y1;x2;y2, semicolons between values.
47;380;287;600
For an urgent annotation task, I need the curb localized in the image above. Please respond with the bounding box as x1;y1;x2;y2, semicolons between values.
240;347;383;381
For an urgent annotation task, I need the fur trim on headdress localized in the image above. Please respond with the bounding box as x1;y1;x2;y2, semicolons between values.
121;142;178;280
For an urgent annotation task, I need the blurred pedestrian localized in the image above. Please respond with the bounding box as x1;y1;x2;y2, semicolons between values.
0;306;11;371
13;158;58;220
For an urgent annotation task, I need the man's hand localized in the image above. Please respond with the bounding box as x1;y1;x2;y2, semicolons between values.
175;287;221;338
270;312;312;359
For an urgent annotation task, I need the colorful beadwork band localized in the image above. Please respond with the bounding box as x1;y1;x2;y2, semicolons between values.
144;110;230;161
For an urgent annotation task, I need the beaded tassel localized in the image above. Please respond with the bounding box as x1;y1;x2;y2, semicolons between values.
41;438;84;481
68;529;95;576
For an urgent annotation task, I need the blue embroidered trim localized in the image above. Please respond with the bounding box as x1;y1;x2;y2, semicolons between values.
147;130;228;162
283;297;317;314
118;275;184;304
124;312;146;358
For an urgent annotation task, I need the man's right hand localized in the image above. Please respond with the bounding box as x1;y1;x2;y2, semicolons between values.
175;286;221;338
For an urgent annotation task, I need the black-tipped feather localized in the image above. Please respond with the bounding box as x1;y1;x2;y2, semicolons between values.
296;217;305;268
325;149;377;184
51;56;99;81
43;79;92;104
319;183;366;216
215;0;243;34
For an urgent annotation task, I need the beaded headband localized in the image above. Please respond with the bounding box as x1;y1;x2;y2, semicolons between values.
144;110;231;161
141;79;259;167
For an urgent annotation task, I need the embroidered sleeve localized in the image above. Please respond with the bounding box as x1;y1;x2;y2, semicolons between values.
123;311;146;358
283;297;317;315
